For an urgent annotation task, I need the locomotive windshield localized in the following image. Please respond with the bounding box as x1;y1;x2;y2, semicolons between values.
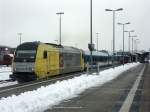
14;42;39;62
16;50;36;59
14;50;36;62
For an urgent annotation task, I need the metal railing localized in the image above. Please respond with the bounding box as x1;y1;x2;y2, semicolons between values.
86;63;100;75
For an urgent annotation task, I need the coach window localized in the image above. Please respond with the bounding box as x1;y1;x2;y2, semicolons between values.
43;51;47;59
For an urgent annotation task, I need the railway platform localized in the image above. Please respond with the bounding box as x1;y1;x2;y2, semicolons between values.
45;63;150;112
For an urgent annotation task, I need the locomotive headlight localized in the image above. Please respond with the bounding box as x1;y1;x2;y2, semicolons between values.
31;67;34;71
13;68;16;72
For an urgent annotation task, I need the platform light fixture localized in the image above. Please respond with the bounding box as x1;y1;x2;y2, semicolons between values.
124;30;134;52
96;33;100;51
105;8;123;67
56;12;64;46
18;33;22;45
135;39;140;52
131;35;137;53
118;22;130;65
89;0;93;65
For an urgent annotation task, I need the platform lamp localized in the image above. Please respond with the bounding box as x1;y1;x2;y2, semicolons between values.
124;30;134;62
131;35;137;53
18;33;22;45
131;35;137;62
124;30;134;53
135;39;140;52
105;8;123;67
96;33;100;51
56;12;64;46
118;22;130;65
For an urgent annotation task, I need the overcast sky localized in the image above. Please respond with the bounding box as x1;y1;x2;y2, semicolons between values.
0;0;150;51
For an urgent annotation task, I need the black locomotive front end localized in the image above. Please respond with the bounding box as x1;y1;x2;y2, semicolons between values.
10;42;39;82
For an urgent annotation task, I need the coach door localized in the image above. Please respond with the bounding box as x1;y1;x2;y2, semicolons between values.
47;51;59;76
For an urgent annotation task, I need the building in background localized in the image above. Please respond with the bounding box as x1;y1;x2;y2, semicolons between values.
0;45;15;66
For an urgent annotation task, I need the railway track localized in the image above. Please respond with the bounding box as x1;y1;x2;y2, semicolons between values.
0;79;13;83
0;71;11;73
0;64;120;98
0;71;84;98
0;79;17;88
0;70;14;87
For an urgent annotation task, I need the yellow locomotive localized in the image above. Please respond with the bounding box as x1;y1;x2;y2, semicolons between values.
10;42;84;82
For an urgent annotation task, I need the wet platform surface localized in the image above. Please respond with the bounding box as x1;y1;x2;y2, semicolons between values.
45;63;150;112
138;63;150;112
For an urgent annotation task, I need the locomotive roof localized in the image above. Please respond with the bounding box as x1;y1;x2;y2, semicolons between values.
16;42;39;50
59;46;81;53
16;42;81;53
45;43;81;53
45;43;62;48
84;51;109;56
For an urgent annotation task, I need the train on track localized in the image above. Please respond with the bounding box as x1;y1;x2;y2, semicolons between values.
0;46;14;66
10;41;131;82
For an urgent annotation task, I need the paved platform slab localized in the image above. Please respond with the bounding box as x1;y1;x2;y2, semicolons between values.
45;64;144;112
138;63;150;112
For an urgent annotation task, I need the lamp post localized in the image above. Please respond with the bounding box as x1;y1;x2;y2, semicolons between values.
130;35;137;62
135;39;139;62
90;0;93;65
54;40;58;45
131;35;137;53
56;12;64;46
105;8;123;67
88;0;94;65
96;33;99;51
118;22;130;65
135;39;140;52
18;33;22;45
124;30;134;52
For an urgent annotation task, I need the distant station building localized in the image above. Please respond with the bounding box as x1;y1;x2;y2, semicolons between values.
136;51;149;63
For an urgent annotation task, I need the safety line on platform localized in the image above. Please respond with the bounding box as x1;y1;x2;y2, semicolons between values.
119;64;146;112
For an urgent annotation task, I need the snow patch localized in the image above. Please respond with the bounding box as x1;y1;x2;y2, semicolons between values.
0;72;12;81
0;67;11;72
0;67;12;80
0;63;140;112
0;81;18;88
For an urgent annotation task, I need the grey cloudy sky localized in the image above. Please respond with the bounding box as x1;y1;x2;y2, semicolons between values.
0;0;150;51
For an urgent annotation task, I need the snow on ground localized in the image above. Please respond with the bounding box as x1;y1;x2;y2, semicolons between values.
0;63;140;112
0;81;18;88
0;66;12;80
0;72;12;81
0;67;17;87
0;66;11;72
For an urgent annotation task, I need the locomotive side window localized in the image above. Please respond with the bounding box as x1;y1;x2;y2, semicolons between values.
43;51;47;59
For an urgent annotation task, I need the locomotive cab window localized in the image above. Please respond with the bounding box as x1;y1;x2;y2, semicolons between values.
43;51;47;59
16;50;36;59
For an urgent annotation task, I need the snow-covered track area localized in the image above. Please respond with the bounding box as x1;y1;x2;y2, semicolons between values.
0;71;85;98
0;66;18;88
0;66;11;80
0;63;140;112
0;65;111;95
